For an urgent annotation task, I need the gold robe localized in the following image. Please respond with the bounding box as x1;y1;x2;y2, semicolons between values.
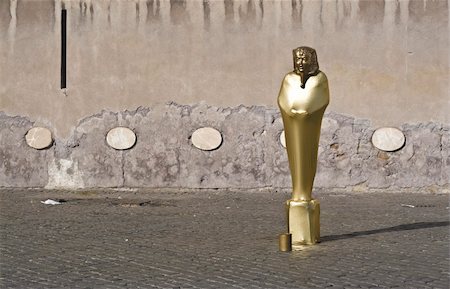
277;71;329;201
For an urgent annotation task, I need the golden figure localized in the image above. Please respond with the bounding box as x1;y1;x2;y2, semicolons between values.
278;47;329;249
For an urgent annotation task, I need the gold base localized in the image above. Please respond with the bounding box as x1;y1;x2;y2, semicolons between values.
286;199;320;247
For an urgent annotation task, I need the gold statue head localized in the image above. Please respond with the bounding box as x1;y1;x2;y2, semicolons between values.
292;47;319;88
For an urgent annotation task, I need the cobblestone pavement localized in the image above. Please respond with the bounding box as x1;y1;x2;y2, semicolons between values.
0;188;449;289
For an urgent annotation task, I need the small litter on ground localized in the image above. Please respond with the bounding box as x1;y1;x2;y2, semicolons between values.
401;204;415;208
41;199;62;205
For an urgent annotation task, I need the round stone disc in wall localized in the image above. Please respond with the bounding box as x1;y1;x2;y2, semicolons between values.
191;127;222;151
371;127;405;152
106;127;137;150
279;130;286;148
25;127;53;149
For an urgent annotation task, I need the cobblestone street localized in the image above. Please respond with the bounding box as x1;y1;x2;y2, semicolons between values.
0;189;449;288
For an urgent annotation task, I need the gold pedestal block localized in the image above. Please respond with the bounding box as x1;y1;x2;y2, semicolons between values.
287;199;320;247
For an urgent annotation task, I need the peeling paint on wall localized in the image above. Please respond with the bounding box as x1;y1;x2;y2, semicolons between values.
46;158;84;188
1;0;447;139
1;105;449;190
0;0;448;192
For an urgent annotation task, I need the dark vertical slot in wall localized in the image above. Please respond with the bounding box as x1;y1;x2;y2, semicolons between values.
61;9;67;89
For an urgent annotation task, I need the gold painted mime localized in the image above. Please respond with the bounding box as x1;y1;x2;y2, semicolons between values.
278;47;329;250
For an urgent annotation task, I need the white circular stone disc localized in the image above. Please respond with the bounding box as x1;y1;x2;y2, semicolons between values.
279;130;286;148
25;127;53;149
191;127;222;151
106;127;137;150
371;127;405;152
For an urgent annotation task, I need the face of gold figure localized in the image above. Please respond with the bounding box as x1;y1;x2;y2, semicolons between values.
292;47;319;88
293;50;307;73
278;46;329;246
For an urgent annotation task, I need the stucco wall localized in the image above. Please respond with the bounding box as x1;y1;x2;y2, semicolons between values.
1;105;449;190
0;0;449;190
1;0;449;138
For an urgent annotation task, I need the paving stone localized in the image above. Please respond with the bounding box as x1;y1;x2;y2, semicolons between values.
0;188;448;288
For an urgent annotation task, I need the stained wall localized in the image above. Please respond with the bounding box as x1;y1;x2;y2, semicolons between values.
1;0;448;138
0;0;449;189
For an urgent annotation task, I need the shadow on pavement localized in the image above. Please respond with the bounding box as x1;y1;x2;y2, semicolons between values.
321;221;450;242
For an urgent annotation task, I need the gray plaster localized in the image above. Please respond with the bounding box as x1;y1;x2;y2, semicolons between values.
0;113;50;187
0;105;448;190
68;111;123;188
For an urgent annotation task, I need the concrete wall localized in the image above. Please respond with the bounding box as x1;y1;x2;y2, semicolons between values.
0;103;450;191
1;0;449;190
1;105;449;190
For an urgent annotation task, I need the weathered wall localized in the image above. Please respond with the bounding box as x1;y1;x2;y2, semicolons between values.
1;105;449;190
1;0;449;138
1;0;449;190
